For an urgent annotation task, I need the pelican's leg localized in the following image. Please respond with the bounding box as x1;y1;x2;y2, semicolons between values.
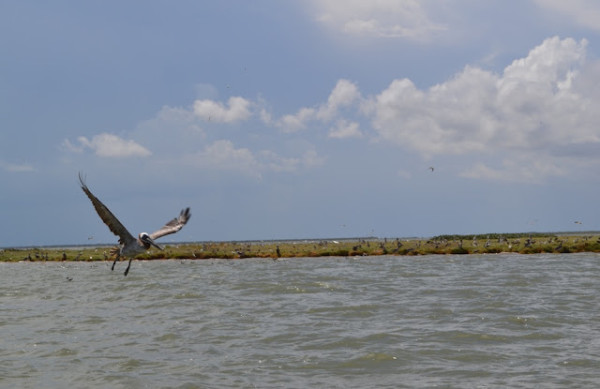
124;257;133;276
111;253;120;271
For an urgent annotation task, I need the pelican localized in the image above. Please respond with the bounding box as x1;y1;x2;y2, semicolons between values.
78;173;191;276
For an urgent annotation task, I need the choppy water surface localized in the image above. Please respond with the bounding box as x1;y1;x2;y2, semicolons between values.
2;253;600;388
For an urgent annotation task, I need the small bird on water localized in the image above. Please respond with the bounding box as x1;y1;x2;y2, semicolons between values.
78;172;191;276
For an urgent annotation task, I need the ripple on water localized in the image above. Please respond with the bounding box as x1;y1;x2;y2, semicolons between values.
3;254;600;388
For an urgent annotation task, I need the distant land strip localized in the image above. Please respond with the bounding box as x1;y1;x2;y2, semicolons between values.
2;232;600;262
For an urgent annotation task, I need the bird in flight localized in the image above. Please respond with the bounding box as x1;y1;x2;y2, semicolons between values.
78;173;191;276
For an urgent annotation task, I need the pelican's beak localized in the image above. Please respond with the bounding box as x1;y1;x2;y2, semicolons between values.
142;235;163;250
149;238;163;250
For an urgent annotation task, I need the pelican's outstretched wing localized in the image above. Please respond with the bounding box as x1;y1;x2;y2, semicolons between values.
150;207;191;240
78;172;136;245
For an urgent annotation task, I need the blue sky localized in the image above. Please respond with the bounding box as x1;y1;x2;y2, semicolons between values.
3;0;600;247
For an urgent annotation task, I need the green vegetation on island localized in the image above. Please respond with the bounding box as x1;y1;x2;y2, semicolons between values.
2;233;600;262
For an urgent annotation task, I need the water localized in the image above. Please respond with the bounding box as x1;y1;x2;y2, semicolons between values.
2;253;600;388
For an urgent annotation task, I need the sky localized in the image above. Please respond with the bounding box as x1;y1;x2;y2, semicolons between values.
3;0;600;247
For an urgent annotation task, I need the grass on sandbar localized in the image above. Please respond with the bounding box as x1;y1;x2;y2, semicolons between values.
2;233;600;262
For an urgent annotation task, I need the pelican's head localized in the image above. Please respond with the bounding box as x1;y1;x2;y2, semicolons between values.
139;232;163;250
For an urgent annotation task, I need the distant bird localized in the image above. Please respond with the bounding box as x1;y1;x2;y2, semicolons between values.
78;173;191;276
428;166;434;172
574;221;583;225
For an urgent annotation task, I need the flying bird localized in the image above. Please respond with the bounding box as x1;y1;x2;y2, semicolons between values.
428;166;434;172
78;173;191;276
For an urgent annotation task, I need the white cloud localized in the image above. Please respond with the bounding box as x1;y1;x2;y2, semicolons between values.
533;0;600;31
299;148;325;168
193;96;252;123
310;0;445;40
329;119;362;139
259;147;325;172
277;107;316;133
0;161;35;172
132;105;205;148
259;108;273;125
367;36;600;182
275;79;361;133
317;79;361;121
460;157;566;184
64;133;152;158
186;140;260;175
184;140;324;177
154;105;200;127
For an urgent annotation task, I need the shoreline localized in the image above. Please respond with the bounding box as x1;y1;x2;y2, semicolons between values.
2;233;600;262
